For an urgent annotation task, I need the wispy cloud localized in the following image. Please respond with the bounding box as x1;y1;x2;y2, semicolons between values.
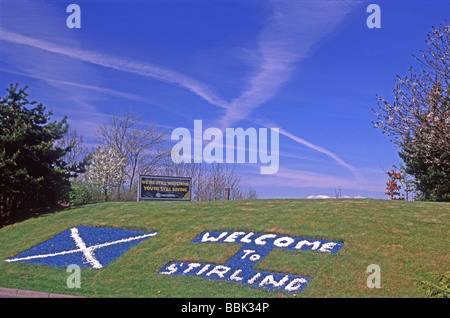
306;195;332;199
249;115;361;179
218;0;362;180
0;67;145;103
241;166;382;193
306;195;366;199
0;2;363;181
278;127;362;180
218;0;359;128
0;28;229;110
0;66;191;121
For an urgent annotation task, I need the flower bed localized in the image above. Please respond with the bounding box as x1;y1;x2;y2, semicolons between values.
5;226;157;268
159;231;344;294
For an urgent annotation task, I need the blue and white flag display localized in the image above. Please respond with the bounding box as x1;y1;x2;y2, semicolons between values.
159;231;344;294
5;226;157;268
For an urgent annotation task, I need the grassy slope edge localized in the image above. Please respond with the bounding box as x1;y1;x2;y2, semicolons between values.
0;199;448;298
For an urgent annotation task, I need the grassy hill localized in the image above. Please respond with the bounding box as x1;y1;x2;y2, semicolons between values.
0;199;448;298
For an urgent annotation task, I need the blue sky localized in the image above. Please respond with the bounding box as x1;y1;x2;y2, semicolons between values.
1;0;449;199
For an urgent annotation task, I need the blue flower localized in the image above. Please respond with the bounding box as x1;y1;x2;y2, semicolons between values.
5;226;157;268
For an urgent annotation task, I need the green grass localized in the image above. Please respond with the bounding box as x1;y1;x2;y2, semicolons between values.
0;199;448;298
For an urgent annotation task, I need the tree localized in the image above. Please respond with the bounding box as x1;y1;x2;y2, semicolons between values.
55;127;88;172
372;22;450;201
400;138;450;201
334;186;343;199
385;170;404;200
396;162;416;201
96;110;168;200
0;83;72;213
161;160;257;201
414;271;450;298
245;187;258;200
85;147;127;201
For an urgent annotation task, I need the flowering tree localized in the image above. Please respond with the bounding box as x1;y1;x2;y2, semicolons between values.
373;22;450;201
373;23;450;157
85;147;126;201
96;110;168;199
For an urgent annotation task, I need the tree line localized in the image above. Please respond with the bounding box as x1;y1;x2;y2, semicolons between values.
65;110;258;204
0;89;257;216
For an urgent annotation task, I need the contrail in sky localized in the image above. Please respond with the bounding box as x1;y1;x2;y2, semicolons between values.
218;0;359;128
0;0;361;179
0;28;229;110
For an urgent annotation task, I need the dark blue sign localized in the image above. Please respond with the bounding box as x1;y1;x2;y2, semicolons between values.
5;226;157;268
158;231;344;294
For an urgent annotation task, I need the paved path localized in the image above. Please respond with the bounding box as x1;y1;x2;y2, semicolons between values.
0;287;87;298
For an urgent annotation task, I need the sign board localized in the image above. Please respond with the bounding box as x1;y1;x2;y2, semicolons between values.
138;175;191;201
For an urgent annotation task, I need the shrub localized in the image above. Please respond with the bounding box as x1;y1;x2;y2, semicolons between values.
414;271;450;298
68;181;102;205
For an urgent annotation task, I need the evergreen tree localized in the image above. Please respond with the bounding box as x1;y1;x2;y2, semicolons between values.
400;136;450;201
0;83;72;214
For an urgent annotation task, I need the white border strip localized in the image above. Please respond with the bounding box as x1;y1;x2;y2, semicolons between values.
5;247;80;262
70;227;103;269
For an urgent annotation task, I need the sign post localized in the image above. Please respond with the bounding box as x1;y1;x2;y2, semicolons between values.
138;175;192;201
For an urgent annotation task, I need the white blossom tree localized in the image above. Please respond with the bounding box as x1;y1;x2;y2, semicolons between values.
372;23;450;163
96;110;168;199
85;147;127;201
372;22;450;201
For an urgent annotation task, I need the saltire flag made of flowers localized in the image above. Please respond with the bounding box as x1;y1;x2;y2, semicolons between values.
5;226;157;268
